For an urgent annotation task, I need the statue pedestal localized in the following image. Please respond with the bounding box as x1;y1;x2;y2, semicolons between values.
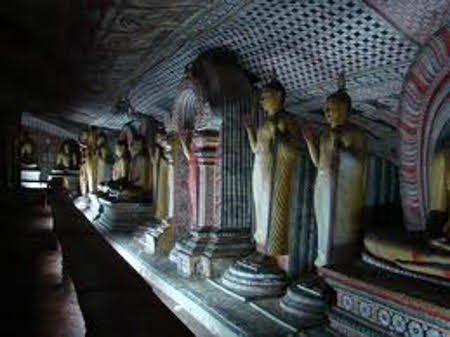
48;169;79;194
20;167;44;188
136;220;174;255
217;252;289;299
97;197;152;232
320;263;450;337
169;229;252;278
280;274;329;322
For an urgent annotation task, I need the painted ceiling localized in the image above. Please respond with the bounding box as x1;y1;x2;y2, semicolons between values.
18;0;450;158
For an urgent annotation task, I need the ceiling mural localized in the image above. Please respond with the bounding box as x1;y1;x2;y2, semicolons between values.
38;0;450;161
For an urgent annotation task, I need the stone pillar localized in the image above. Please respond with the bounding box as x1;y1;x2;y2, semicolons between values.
170;129;252;277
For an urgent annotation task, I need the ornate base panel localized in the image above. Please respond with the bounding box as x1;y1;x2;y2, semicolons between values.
169;230;253;278
321;266;450;337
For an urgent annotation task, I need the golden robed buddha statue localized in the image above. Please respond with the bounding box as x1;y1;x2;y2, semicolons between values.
129;136;151;193
96;132;110;185
303;88;367;267
79;128;98;194
364;143;450;279
244;80;303;257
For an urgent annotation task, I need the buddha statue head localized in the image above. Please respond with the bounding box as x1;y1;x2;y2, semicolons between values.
261;80;285;115
324;89;351;129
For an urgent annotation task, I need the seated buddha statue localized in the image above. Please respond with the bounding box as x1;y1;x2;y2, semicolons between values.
364;143;450;279
20;131;38;168
303;86;368;267
56;140;78;170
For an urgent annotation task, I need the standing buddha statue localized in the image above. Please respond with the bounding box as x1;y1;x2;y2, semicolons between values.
129;136;151;193
303;86;367;267
244;80;303;258
96;132;110;186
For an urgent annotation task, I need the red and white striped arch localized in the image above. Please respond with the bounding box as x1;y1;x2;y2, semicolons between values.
398;26;450;231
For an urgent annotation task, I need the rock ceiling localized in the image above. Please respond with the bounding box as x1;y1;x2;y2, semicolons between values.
32;1;450;148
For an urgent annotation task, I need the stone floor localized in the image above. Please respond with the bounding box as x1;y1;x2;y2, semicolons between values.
3;189;194;337
2;189;85;337
51;191;194;337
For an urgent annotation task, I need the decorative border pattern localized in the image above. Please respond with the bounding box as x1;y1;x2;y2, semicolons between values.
335;290;448;337
397;26;450;230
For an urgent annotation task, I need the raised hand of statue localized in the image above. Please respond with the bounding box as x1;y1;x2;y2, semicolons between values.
302;123;314;142
242;111;253;128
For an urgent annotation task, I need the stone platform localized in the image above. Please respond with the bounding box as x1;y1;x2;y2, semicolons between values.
48;169;79;194
75;200;336;337
320;263;450;337
21;167;46;189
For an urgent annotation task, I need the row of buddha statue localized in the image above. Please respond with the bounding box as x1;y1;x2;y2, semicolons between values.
70;78;450;285
78;126;172;221
242;80;367;271
239;79;449;284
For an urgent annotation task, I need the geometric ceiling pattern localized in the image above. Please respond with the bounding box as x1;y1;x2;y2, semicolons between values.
43;0;450;158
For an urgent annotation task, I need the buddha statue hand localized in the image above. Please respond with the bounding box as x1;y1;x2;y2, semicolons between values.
242;110;253;128
302;123;314;142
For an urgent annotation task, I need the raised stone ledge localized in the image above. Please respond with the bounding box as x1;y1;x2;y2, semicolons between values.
78;206;336;337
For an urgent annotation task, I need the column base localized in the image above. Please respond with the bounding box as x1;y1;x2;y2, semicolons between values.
96;197;152;232
220;252;289;299
280;274;329;321
136;220;174;255
169;229;253;278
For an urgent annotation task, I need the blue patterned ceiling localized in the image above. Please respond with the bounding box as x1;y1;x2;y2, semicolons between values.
43;0;449;136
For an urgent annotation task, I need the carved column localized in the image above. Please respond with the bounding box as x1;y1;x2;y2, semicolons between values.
169;130;221;276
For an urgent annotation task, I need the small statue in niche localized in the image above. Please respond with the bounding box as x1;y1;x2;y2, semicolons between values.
129;136;151;193
20;131;38;168
56;140;78;170
303;85;367;267
96;132;110;186
244;80;303;257
364;143;450;279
